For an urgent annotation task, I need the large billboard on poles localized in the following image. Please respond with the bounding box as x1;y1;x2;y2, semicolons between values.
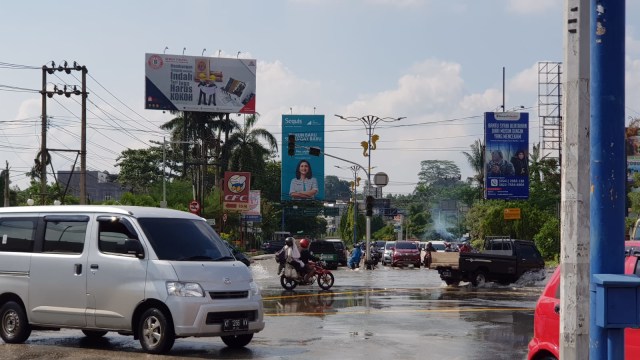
281;115;325;201
145;53;256;114
484;112;529;200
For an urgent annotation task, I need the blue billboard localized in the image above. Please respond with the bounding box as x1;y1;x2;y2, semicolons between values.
484;112;529;200
281;115;325;201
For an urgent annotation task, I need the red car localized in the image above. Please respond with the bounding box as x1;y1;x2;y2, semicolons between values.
527;254;640;360
391;241;421;268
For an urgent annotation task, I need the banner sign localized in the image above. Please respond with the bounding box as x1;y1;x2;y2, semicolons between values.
281;115;325;201
145;53;256;114
223;172;251;211
484;112;529;200
242;190;262;222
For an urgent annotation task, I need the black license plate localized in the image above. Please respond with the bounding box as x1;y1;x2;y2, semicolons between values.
223;318;249;332
442;270;452;277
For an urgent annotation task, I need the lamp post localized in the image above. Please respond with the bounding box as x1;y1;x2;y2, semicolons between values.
336;165;361;246
334;114;404;266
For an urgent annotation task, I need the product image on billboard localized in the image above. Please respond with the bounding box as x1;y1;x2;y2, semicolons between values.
145;53;256;114
281;115;325;201
484;112;529;200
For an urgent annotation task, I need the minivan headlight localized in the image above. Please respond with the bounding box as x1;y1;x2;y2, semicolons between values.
250;281;261;296
166;281;204;297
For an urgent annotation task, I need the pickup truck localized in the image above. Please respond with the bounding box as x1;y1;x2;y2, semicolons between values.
431;238;545;286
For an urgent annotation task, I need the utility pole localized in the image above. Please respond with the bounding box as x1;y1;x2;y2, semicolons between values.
80;66;87;204
3;161;9;207
560;1;590;359
40;66;48;205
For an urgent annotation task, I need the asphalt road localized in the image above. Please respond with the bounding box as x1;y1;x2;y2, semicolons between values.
0;256;551;359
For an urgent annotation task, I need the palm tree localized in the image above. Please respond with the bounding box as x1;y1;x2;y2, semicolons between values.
224;114;278;174
462;139;484;193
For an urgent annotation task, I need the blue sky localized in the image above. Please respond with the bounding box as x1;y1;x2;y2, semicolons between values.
2;0;640;196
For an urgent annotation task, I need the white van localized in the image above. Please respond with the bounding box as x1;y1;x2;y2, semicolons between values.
0;205;264;354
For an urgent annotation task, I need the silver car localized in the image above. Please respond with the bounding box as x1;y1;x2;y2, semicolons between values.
382;241;396;266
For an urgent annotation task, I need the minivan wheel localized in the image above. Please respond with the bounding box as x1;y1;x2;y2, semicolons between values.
0;301;32;343
221;333;253;348
82;329;108;338
138;308;175;354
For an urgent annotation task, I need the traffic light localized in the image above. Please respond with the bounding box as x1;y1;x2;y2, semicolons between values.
366;195;374;217
287;134;295;156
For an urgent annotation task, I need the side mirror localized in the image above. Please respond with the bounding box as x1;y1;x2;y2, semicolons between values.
125;239;145;259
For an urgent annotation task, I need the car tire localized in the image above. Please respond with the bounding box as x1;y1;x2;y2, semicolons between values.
82;329;108;338
138;307;175;354
221;333;253;348
0;301;31;344
471;271;487;287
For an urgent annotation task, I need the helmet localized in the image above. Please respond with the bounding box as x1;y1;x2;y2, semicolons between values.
300;239;310;249
285;237;295;246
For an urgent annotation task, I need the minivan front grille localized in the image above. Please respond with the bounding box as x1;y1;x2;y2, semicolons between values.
209;291;248;300
206;310;257;324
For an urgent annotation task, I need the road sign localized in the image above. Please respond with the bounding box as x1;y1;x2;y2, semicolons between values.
374;172;389;186
189;200;201;214
504;208;521;220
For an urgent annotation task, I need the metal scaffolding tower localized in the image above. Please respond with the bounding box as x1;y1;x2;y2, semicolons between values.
538;61;563;159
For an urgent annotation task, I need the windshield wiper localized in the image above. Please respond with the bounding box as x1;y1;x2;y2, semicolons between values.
212;255;236;261
178;255;214;261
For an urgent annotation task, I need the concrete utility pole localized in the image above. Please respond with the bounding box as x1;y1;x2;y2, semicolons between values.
590;1;626;358
80;66;87;204
40;66;48;205
560;1;590;359
3;161;9;207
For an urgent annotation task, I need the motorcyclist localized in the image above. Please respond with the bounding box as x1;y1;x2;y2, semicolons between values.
423;241;436;268
458;241;472;253
299;239;319;283
347;243;362;270
284;237;304;274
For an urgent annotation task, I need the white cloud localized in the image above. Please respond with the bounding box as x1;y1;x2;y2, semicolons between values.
506;0;557;14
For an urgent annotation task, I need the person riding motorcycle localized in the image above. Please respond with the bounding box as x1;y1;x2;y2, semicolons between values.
348;243;362;269
284;237;304;274
299;239;320;283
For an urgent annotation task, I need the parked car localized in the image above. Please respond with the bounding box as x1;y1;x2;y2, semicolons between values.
390;241;421;268
430;240;447;252
308;240;340;270
382;241;396;266
527;254;640;360
326;239;348;266
625;240;640;255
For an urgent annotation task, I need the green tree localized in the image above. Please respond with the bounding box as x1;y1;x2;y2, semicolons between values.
324;175;352;202
462;139;484;198
225;114;278;183
418;160;461;185
115;147;163;194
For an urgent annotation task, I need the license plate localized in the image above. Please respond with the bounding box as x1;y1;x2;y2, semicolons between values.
222;318;249;332
442;270;452;277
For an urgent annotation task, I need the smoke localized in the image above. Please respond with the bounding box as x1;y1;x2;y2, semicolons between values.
432;208;456;240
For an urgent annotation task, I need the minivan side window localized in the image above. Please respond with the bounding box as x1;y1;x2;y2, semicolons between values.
98;218;137;255
0;218;37;252
44;220;88;254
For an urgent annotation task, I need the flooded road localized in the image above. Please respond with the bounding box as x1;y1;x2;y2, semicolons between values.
0;257;551;359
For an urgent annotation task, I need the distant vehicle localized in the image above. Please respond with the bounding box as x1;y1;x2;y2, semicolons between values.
626;240;640;256
326;239;348;266
390;241;421;268
432;238;545;286
527;254;640;360
430;241;447;252
309;240;340;270
382;241;396;266
261;231;291;253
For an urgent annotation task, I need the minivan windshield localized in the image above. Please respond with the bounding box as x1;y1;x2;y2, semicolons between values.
137;218;233;261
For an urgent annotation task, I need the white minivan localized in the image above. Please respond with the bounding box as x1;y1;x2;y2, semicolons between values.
0;205;264;354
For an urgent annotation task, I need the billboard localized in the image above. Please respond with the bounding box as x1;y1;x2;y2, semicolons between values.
281;115;325;201
145;53;256;114
484;112;529;200
223;172;251;211
242;190;262;222
626;127;640;182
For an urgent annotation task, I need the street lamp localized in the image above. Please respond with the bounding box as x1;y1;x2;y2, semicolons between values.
334;114;404;266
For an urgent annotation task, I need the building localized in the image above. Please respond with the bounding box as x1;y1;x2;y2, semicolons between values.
57;169;125;203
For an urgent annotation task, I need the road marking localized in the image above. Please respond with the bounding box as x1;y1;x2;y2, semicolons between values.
265;307;534;317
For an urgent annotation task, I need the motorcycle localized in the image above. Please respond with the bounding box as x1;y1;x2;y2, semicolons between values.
280;260;335;291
